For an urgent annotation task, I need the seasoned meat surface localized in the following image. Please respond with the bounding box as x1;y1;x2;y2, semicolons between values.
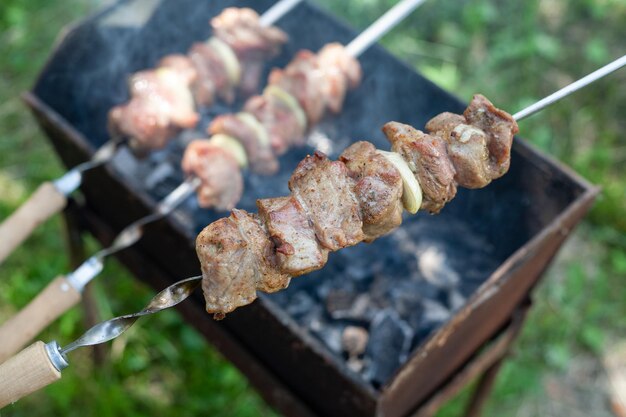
464;94;519;178
181;140;243;210
269;50;327;126
289;151;364;251
108;67;199;152
197;209;289;315
383;122;457;213
339;141;403;241
211;7;287;96
244;93;305;155
188;42;233;105
257;196;329;275
317;43;362;113
158;54;198;86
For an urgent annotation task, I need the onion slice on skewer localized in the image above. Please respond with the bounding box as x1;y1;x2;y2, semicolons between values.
377;150;422;214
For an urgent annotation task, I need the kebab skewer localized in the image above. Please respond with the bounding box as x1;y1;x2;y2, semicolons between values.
0;0;428;363
197;55;626;317
0;57;623;407
0;0;301;265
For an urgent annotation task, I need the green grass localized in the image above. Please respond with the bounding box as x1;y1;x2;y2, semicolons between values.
1;0;625;416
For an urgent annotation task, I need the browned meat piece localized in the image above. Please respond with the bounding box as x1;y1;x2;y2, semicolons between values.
383;122;457;213
108;67;199;151
257;196;329;275
445;125;491;188
289;151;363;250
340;141;403;241
317;43;362;113
181;140;243;210
425;105;511;188
197;209;290;315
188;41;233;105
209;113;278;175
211;7;288;95
425;112;465;138
158;54;198;86
463;94;519;178
269;50;327;125
108;101;178;152
244;93;305;155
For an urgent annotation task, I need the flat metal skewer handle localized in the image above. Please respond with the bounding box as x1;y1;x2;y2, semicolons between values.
0;177;200;363
513;54;626;121
0;276;202;409
0;140;119;266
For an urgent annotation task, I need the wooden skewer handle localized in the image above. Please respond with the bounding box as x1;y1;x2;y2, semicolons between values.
0;182;67;265
0;276;81;363
0;341;62;409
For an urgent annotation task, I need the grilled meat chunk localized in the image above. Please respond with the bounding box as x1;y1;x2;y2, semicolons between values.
211;7;288;96
317;43;362;113
464;94;519;178
189;41;233;105
289;151;364;250
269;50;327;125
258;196;329;276
383;122;457;213
197;209;290;315
158;54;198;86
339;141;403;241
445;123;491;188
181;140;243;210
209;113;278;175
108;67;199;151
425;112;465;138
244;93;305;155
425;95;517;188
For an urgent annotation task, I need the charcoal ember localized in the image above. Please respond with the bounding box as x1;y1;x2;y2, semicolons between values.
389;282;425;329
316;278;355;305
417;245;460;289
339;293;376;323
446;288;466;312
368;274;393;310
459;281;481;298
111;147;140;184
284;291;316;320
337;244;384;282
347;357;364;373
413;299;450;347
342;326;368;357
311;322;344;355
144;162;181;198
364;309;413;386
325;287;357;319
300;303;325;333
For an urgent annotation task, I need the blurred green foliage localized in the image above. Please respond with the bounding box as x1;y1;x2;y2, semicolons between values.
1;0;625;416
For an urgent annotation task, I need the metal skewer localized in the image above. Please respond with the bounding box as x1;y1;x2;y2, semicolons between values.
0;0;303;266
0;176;201;363
345;0;428;57
513;54;626;121
0;275;202;409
